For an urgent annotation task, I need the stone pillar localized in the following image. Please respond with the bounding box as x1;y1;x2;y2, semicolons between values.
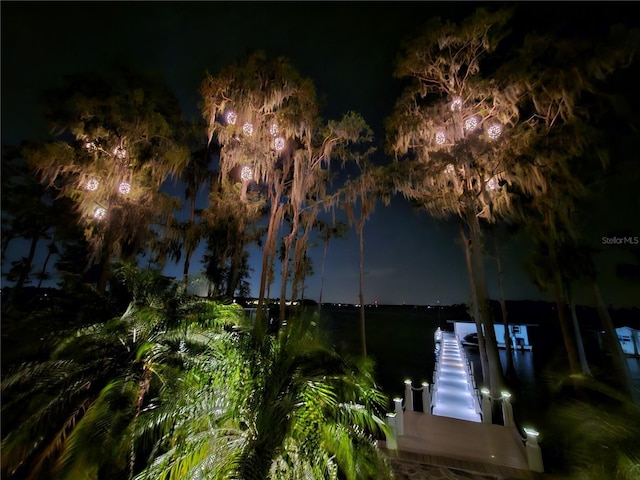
481;388;492;424
502;392;515;427
404;379;414;412
394;397;404;436
421;382;431;414
385;413;398;450
524;428;544;472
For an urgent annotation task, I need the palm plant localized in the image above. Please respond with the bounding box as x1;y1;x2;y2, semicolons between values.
1;263;243;480
136;316;393;480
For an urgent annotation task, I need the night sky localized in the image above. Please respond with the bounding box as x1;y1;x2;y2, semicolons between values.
2;2;639;307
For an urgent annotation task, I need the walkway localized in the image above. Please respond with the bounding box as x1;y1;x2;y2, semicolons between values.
432;331;481;422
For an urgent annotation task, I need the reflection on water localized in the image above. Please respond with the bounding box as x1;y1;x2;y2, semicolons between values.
319;307;640;427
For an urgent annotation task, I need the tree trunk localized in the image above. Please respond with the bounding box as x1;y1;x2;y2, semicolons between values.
494;232;516;381
358;223;367;358
257;200;281;323
37;241;56;290
460;222;490;389
592;281;635;402
567;284;592;377
550;258;581;377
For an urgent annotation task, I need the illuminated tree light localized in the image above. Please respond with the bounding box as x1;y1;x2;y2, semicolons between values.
444;163;455;175
450;97;462;112
269;123;279;136
464;116;479;131
486;177;499;191
435;130;446;145
113;147;127;160
226;110;237;125
86;178;99;191
274;137;285;152
85;142;97;151
487;123;502;140
118;181;131;195
240;165;253;182
243;122;253;136
93;207;107;220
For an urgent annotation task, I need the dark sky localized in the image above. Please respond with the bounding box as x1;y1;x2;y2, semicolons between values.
2;1;639;307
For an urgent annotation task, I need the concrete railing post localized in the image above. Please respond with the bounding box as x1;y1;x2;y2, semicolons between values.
393;397;404;436
502;392;515;428
481;388;492;424
404;380;414;412
524;428;544;472
385;413;398;450
421;382;431;414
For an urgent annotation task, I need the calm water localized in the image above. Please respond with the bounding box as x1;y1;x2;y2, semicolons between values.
318;306;640;429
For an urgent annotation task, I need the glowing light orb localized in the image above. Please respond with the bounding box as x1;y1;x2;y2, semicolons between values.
242;122;253;136
226;110;237;125
444;163;455;175
86;178;99;191
486;177;499;191
118;181;131;195
435;130;446;145
240;165;253;182
464;116;479;131
114;147;127;159
85;142;97;151
93;207;107;220
274;137;285;152
450;97;462;112
269;123;279;136
487;123;502;140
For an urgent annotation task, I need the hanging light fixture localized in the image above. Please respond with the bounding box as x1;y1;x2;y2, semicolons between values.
240;165;253;182
113;146;127;160
86;178;99;191
118;181;131;195
93;206;107;220
226;110;237;125
487;123;502;140
444;163;455;175
450;97;462;112
486;177;499;191
269;123;279;136
464;116;479;131
243;122;253;136
274;137;285;152
435;130;446;145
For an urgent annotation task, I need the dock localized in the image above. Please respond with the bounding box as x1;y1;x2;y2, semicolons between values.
380;330;544;479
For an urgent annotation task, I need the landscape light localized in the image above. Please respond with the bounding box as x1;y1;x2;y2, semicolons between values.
464;116;479;131
118;181;131;195
269;123;279;136
240;165;253;182
243;122;253;136
226;110;237;125
93;207;107;220
274;137;285;152
86;178;99;191
450;97;462;112
435;130;446;145
487;123;502;140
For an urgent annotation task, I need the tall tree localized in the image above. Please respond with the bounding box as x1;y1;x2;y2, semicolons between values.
24;69;190;294
315;219;348;309
200;52;372;325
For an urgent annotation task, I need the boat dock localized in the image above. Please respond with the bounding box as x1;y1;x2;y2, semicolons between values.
379;330;544;479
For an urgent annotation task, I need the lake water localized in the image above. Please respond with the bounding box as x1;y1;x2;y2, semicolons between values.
318;305;640;429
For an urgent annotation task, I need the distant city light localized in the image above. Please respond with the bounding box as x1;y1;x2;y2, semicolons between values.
93;207;107;219
435;130;446;145
450;97;462;111
240;165;253;181
274;137;285;152
86;178;99;191
118;181;131;195
269;123;279;136
464;116;479;131
226;110;237;125
487;123;502;140
243;122;253;136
